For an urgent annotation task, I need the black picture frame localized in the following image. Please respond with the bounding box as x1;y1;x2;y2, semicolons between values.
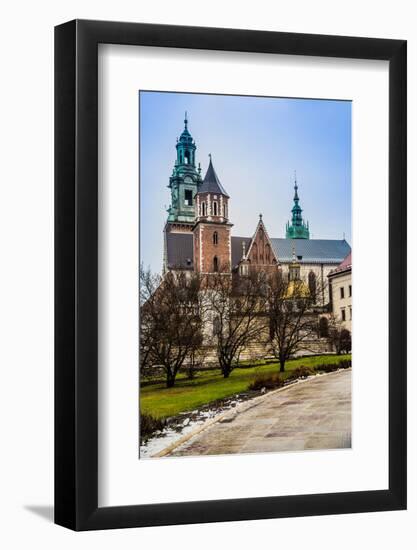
55;19;407;531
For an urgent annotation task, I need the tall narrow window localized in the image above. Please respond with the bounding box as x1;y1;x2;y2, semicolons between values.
252;242;258;263
213;201;218;216
213;231;218;245
318;316;329;337
184;151;190;164
308;271;317;302
213;256;219;272
201;202;206;217
341;308;346;321
340;287;345;299
265;243;271;263
349;284;352;297
223;204;227;218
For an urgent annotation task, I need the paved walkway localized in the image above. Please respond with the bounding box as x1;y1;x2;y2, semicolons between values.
170;369;351;457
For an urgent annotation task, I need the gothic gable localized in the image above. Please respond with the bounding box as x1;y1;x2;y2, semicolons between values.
246;216;279;267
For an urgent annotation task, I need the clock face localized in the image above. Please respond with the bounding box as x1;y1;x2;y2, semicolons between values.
184;176;193;184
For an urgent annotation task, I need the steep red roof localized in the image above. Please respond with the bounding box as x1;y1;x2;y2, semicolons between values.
328;251;352;277
339;252;352;269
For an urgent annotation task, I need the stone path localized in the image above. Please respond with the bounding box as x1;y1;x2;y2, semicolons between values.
169;369;351;457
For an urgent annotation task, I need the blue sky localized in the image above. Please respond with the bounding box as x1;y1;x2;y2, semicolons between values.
140;91;351;274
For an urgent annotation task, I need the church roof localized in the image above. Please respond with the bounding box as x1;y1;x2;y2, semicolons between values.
270;238;351;264
165;232;351;270
197;158;229;197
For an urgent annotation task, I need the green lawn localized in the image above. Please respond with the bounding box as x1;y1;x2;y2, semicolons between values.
140;354;351;419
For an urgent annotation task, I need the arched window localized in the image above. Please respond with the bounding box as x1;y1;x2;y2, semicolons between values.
201;202;206;217
184;151;190;164
213;231;218;245
223;203;227;218
318;317;329;338
213;201;218;216
252;242;258;263
213;256;219;272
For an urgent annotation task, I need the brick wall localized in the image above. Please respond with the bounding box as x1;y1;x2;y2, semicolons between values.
194;222;231;273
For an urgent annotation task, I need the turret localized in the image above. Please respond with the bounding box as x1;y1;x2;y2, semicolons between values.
193;156;232;273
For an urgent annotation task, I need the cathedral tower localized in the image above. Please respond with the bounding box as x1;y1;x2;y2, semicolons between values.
166;113;202;232
193;156;232;273
285;173;310;239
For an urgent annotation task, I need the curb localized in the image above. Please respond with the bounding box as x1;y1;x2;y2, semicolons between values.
151;368;350;458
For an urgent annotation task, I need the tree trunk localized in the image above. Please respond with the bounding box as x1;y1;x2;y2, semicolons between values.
221;361;232;378
166;371;176;388
279;357;286;372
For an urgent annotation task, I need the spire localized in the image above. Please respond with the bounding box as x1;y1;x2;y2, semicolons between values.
178;111;192;142
293;171;299;202
285;172;310;240
197;156;229;197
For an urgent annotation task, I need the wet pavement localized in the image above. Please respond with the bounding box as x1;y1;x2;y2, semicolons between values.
169;369;351;456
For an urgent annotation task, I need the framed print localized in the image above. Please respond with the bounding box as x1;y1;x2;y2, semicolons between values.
55;20;407;530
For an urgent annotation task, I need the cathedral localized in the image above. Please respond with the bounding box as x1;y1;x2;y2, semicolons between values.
163;114;351;306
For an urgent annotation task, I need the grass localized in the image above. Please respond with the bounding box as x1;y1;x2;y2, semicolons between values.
140;354;351;420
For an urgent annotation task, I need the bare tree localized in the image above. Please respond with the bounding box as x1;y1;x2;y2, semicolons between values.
140;265;205;388
207;269;268;378
328;314;352;354
267;272;324;372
